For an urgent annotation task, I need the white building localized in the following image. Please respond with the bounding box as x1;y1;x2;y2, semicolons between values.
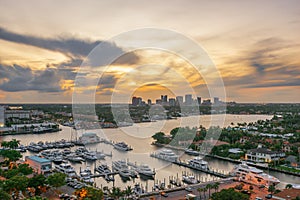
245;148;285;163
5;110;31;119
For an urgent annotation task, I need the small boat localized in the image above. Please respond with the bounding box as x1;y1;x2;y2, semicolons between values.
113;142;133;151
182;175;199;184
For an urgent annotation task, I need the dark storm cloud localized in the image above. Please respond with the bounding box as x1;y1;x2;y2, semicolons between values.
0;27;142;93
98;73;118;90
0;26;140;64
0;27;101;57
0;64;63;92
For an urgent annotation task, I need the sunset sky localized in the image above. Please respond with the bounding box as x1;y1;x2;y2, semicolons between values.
0;0;299;103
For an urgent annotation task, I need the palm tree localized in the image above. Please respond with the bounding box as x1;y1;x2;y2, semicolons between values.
203;187;208;199
109;187;123;200
197;188;203;199
213;182;220;193
1;141;9;148
206;183;213;198
268;185;276;195
8;139;20;149
124;186;133;199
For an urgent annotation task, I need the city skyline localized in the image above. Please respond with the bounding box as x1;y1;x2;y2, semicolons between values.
131;94;221;106
0;1;299;103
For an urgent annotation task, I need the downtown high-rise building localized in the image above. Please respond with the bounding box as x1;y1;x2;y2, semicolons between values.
169;98;176;106
176;96;183;106
185;94;193;105
197;97;202;106
132;96;142;106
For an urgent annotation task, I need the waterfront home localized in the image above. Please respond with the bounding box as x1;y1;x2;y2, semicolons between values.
25;156;52;174
245;147;285;163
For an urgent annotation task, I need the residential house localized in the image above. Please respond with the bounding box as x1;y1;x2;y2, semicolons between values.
285;155;299;168
245;147;285;163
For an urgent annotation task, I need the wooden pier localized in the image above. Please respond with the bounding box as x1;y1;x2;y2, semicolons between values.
172;160;229;178
91;171;118;178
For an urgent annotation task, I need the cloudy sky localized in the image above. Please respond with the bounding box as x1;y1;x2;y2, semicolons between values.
0;0;299;103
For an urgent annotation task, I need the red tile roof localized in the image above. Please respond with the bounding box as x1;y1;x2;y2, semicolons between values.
272;189;300;200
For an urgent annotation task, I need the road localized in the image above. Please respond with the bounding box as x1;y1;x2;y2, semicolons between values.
140;180;269;200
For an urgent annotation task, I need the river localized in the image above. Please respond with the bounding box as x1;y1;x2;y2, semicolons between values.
1;114;299;190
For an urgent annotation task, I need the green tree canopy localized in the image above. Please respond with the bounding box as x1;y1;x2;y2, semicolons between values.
0;190;10;200
46;172;66;188
211;188;250;200
0;149;22;162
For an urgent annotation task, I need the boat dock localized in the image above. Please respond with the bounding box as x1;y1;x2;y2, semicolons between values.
172;160;229;178
91;171;118;178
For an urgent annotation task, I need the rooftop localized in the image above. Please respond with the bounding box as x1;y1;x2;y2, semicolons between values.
271;188;300;200
247;148;282;155
26;156;51;163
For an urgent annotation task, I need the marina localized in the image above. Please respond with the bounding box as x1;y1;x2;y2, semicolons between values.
1;114;298;191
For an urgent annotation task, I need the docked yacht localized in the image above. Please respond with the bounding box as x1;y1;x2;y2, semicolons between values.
118;168;132;179
136;164;156;177
182;175;199;184
80;167;94;184
231;162;280;185
95;164;111;174
113;142;133;151
151;149;178;162
78;132;101;145
83;152;97;161
112;160;137;178
184;148;200;156
188;157;208;170
112;160;128;171
55;163;76;177
67;154;84;163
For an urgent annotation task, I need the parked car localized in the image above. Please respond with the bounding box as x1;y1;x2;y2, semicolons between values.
265;194;273;199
